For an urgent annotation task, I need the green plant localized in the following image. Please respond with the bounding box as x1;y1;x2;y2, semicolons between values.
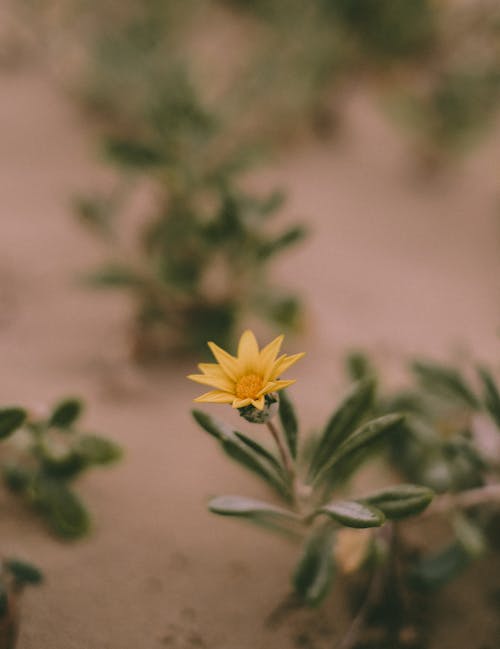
345;352;500;592
189;331;435;646
0;559;42;649
0;398;121;539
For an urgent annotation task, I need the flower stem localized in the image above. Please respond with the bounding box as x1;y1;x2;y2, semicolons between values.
266;420;294;480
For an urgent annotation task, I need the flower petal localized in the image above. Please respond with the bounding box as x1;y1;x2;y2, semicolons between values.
270;352;305;379
194;390;235;404
237;330;260;370
251;396;265;410
232;397;252;409
187;373;234;392
208;342;240;381
257;379;295;396
259;334;284;380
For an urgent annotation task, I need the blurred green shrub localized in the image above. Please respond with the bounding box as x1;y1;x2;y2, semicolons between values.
0;398;121;539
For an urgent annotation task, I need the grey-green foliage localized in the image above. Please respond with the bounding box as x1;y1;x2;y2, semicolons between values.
192;380;433;606
225;0;500;159
1;397;121;539
0;558;43;636
66;0;307;361
347;352;500;590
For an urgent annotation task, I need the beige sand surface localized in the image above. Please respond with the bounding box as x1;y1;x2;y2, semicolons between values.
1;69;499;648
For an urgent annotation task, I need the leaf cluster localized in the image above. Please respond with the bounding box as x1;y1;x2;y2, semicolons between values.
346;352;500;590
0;398;121;539
192;381;433;606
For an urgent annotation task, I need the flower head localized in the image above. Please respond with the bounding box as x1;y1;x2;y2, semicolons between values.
187;330;304;411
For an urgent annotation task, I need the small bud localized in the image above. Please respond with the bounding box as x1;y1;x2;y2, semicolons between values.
238;393;278;424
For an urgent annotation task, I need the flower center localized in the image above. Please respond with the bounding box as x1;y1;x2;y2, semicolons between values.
235;373;263;400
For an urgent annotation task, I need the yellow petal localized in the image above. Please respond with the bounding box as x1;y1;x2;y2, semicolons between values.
270;352;305;379
251;396;265;410
187;373;234;392
198;363;224;375
208;342;240;381
232;397;252;409
258;379;295;396
194;390;235;404
259;334;284;381
237;330;260;370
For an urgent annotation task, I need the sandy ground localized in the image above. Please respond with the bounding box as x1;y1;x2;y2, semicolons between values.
1;68;500;648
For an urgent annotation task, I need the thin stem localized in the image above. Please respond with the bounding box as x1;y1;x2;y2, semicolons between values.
266;419;294;479
423;483;500;518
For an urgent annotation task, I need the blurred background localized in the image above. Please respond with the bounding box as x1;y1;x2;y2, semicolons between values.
0;1;500;647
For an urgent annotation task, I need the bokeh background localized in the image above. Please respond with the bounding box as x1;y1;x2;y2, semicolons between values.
1;1;499;647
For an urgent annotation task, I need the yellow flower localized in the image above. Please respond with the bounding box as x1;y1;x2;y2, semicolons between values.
188;330;305;410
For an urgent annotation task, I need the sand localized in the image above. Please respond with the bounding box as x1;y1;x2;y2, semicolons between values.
1;67;499;648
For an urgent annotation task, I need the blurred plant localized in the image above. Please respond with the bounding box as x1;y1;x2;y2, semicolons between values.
224;0;500;163
76;118;305;360
0;397;121;539
0;559;42;649
345;351;500;594
189;330;435;647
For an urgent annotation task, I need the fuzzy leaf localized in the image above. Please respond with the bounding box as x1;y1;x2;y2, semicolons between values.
76;435;122;465
84;264;144;289
412;360;479;409
293;524;335;606
279;390;298;459
5;559;43;586
49;398;83;428
192;410;290;499
310;379;376;477
411;542;470;591
32;478;91;539
208;495;298;522
0;408;26;439
362;484;434;519
104;137;164;168
314;414;404;485
477;366;500;428
318;500;385;528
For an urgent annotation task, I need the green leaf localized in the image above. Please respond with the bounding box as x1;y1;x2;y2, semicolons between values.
41;451;86;479
2;465;31;492
0;408;26;439
279;390;298;459
32;478;91;539
233;432;282;473
84;264;144;289
104;137;164;169
310;379;376;477
5;559;43;586
345;351;375;382
0;584;7;618
192;410;290;499
49;398;83;428
362;484;434;519
208;495;298;522
411;542;470;591
76;435;122;465
258;225;307;259
318;500;385;528
314;413;403;485
412;360;479;409
477;366;500;428
293;524;335;606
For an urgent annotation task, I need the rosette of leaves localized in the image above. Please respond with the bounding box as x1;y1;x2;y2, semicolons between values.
0;399;121;540
346;352;500;590
0;559;42;649
192;379;433;606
